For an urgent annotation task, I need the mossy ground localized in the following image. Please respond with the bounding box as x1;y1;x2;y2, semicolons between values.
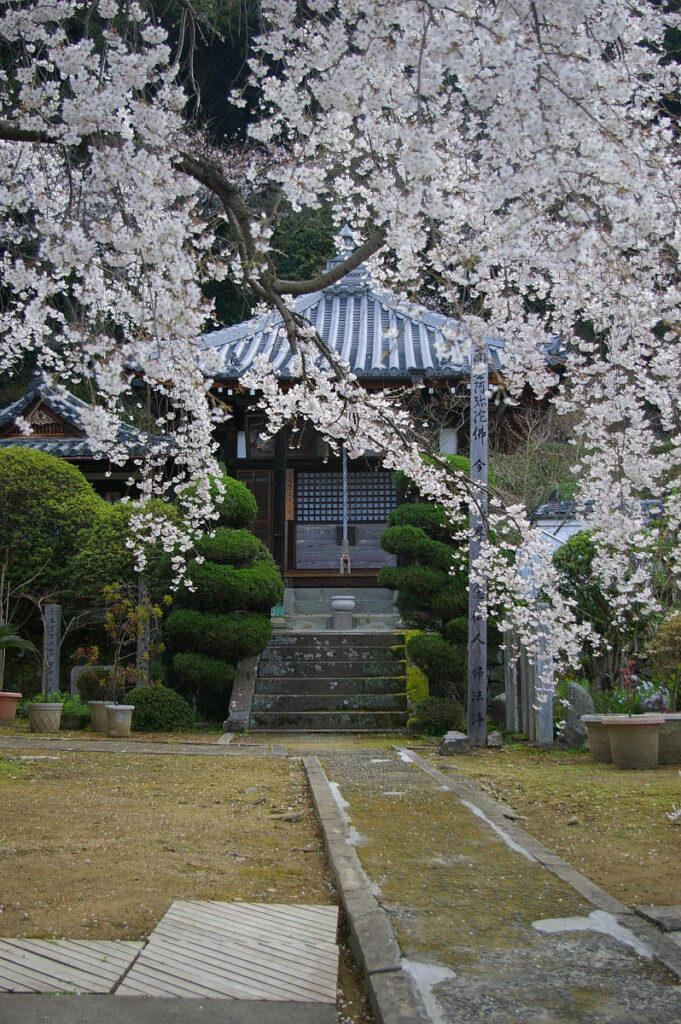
430;745;681;906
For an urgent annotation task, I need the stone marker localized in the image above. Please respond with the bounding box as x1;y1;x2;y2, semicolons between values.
563;681;594;748
438;731;470;755
487;730;503;748
43;603;61;696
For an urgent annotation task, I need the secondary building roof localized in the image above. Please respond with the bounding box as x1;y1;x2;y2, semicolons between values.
0;375;158;458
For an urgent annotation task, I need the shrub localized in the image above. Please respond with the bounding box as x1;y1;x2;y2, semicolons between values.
173;652;235;694
131;684;194;732
187;559;284;613
380;525;453;570
165;609;271;662
214;476;258;528
195;528;262;567
75;667;125;702
407;697;466;736
407;632;465;699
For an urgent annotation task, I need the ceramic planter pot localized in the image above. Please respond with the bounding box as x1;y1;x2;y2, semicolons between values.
27;702;63;733
106;704;134;738
581;715;611;763
658;713;681;765
0;691;22;725
88;700;114;732
604;714;664;770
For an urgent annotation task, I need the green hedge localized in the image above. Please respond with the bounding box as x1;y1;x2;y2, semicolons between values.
407;632;465;699
173;652;235;693
131;684;194;732
407;697;466;736
214;477;258;528
380;525;454;570
195;528;263;568
165;609;271;662
187;559;284;614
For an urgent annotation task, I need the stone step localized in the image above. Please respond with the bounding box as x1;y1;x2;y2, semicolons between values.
258;659;404;679
261;645;404;665
255;675;406;696
249;710;407;732
269;632;404;649
252;692;407;713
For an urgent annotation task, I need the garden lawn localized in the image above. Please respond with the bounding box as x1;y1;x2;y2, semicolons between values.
0;750;330;941
431;745;681;906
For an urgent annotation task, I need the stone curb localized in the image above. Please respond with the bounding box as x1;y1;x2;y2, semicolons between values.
302;756;430;1024
403;746;681;981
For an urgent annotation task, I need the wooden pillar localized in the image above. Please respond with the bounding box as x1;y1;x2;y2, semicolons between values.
272;428;287;572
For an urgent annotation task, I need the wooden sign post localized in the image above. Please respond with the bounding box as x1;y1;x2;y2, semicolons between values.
467;342;488;746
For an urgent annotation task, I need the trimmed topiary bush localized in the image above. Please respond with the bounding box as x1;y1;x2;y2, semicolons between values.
131;684;194;732
407;696;466;736
195;528;262;568
379;463;470;700
187;557;283;614
164;474;282;721
164;609;271;662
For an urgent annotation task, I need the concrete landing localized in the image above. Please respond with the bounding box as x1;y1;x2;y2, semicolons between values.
0;996;336;1024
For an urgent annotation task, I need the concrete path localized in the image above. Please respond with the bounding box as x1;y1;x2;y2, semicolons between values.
308;747;681;1024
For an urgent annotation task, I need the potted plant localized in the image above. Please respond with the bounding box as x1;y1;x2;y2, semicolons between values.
25;691;64;732
603;662;664;769
0;620;36;724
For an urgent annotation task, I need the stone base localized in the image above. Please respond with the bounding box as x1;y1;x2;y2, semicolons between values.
438;730;470;754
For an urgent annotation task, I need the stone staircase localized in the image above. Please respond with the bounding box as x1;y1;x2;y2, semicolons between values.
249;632;407;731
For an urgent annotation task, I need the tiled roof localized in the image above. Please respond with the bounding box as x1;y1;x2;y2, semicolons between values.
198;228;506;381
0;376;166;459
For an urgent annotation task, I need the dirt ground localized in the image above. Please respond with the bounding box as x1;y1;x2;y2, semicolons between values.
0;743;376;1023
432;744;681;907
0;749;330;940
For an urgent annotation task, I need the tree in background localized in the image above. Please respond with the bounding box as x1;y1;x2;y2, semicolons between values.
164;476;282;719
0;449;102;690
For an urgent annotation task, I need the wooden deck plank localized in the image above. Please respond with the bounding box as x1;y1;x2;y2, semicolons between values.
150;914;338;966
0;939;140;994
155;905;338;955
139;936;336;999
163;905;333;942
120;901;338;1003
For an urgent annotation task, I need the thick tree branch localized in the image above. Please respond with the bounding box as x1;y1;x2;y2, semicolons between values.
273;228;387;296
0;122;56;144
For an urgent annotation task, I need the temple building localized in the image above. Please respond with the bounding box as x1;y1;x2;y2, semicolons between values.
0;232;518;617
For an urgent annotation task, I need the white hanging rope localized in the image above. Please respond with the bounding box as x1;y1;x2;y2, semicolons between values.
340;446;351;574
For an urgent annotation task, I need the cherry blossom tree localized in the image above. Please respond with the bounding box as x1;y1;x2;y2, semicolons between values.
0;0;679;680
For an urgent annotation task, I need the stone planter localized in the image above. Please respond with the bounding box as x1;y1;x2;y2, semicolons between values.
581;715;611;763
0;691;22;725
88;700;114;732
604;714;664;770
106;704;134;738
27;702;63;733
658;713;681;765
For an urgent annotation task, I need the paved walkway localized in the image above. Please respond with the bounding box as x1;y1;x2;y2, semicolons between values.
313;746;681;1024
0;735;286;757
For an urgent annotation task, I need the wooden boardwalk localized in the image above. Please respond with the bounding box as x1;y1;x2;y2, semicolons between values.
0;902;339;1003
117;901;339;1001
0;939;142;993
